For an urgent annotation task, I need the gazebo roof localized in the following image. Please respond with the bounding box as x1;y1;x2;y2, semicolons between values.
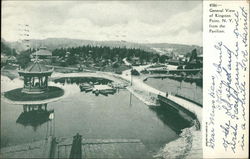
18;60;53;76
32;49;52;56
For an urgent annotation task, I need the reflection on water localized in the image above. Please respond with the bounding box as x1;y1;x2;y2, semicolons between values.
54;77;118;96
16;104;54;131
1;76;193;154
149;103;192;134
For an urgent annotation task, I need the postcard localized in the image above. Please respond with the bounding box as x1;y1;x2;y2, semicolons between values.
1;0;248;158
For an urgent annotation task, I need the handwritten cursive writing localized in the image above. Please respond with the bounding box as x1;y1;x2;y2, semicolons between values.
207;5;248;154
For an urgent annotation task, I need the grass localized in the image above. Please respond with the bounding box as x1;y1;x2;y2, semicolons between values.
4;86;64;101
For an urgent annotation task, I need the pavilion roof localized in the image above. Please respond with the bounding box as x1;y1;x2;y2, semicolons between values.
32;49;52;56
18;60;53;75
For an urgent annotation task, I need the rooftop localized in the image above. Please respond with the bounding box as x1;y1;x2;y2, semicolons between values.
25;61;52;73
18;60;53;75
33;48;52;56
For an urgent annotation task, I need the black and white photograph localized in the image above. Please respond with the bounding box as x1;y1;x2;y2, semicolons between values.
1;1;205;158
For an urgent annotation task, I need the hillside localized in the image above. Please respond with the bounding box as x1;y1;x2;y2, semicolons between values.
3;38;202;55
145;43;202;55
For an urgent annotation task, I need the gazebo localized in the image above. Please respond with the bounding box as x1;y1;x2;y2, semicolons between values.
18;60;54;94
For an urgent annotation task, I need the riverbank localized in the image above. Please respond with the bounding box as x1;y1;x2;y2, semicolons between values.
154;126;202;159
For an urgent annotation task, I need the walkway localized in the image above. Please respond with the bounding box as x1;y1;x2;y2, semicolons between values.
119;65;202;124
118;64;203;159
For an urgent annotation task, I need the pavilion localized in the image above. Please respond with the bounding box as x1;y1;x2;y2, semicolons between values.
18;60;54;94
31;47;52;59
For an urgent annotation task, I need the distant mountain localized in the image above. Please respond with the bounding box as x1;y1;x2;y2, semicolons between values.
145;43;202;55
3;38;202;55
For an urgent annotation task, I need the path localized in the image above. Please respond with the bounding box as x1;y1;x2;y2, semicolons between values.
119;64;202;124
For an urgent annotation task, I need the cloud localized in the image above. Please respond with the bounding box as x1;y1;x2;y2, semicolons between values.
2;1;202;45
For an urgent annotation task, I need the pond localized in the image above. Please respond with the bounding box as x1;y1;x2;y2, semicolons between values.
144;77;203;105
1;76;191;155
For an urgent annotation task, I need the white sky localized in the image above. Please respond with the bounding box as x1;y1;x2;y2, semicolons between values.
2;1;202;46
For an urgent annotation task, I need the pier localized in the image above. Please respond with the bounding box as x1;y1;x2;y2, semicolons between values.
0;136;55;158
1;134;150;159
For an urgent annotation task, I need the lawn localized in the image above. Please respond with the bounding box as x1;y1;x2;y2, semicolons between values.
4;86;64;101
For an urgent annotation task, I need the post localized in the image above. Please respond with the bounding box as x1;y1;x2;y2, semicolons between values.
69;133;82;159
29;77;31;90
32;77;35;86
23;105;27;112
130;74;132;86
39;77;41;87
45;76;48;88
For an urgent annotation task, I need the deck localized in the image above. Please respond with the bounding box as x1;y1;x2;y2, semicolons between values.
1;135;151;159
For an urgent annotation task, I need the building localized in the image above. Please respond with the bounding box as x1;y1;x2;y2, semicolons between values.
131;56;140;66
177;55;185;62
32;47;52;63
197;54;203;63
7;56;17;64
18;60;54;94
1;54;8;65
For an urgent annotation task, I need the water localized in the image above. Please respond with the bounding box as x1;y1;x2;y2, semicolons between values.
1;76;191;154
145;77;203;105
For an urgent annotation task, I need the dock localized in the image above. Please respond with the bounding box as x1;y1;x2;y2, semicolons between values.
0;136;55;158
1;134;151;159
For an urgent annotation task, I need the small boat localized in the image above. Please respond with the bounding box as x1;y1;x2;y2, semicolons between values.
85;88;93;93
92;85;116;96
99;92;108;96
99;89;116;94
79;83;93;92
94;90;99;96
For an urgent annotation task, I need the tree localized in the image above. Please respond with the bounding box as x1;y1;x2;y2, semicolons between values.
66;53;77;65
189;49;197;62
1;42;17;56
17;50;31;69
131;69;140;76
159;55;168;63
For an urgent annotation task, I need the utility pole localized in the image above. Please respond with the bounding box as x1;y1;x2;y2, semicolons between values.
130;70;133;86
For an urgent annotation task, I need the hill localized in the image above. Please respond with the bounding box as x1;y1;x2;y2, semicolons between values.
3;38;202;55
145;43;202;55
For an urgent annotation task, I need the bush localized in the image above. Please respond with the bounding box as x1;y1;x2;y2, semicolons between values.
131;69;140;76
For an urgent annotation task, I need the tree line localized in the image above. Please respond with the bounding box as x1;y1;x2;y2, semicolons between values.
52;45;159;63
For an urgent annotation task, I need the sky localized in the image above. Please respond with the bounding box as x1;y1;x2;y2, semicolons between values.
2;1;203;46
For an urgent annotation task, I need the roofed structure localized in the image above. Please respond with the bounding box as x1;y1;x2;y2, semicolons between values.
32;47;52;58
18;60;54;94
